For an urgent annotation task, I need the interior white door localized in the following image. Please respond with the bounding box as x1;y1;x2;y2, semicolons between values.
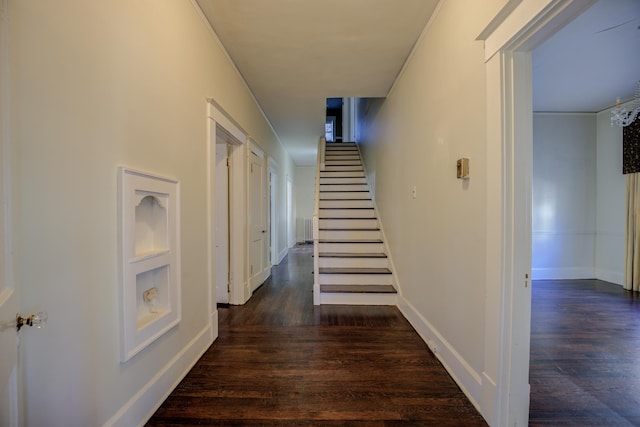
0;1;19;423
249;149;267;291
215;143;230;304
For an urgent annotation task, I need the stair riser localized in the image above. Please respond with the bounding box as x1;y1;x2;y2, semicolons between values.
324;156;360;165
320;192;369;200
324;161;362;166
323;166;364;172
319;219;378;229
318;242;384;253
319;209;375;218
319;229;381;240
318;257;389;269
320;171;365;178
320;177;366;185
325;146;357;150
319;200;373;209
319;293;397;306
320;184;368;192
319;274;393;285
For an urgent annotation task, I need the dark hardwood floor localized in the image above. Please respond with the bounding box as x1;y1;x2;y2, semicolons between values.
146;245;487;426
530;279;640;426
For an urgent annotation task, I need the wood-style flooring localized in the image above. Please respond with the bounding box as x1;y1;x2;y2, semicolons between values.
146;245;487;426
530;279;640;427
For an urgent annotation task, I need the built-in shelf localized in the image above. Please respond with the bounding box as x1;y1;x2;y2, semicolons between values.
119;167;181;362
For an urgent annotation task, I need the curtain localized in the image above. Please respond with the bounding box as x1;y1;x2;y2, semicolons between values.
625;173;640;291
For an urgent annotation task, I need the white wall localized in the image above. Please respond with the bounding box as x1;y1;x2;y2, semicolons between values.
294;166;316;243
10;1;294;425
595;108;625;284
531;112;625;284
532;113;597;279
359;0;507;420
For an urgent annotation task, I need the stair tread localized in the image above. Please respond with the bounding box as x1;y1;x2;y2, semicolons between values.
320;207;373;209
320;198;372;201
319;239;383;243
319;252;387;258
320;227;379;231
320;284;397;294
319;267;392;274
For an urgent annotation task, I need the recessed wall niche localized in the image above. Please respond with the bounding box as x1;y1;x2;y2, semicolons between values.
119;167;181;362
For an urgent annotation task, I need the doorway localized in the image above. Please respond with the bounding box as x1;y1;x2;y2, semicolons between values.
215;142;230;304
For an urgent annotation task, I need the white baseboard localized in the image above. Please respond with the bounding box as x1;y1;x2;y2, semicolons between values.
531;267;594;280
595;268;623;286
397;295;483;415
103;324;214;427
278;247;287;264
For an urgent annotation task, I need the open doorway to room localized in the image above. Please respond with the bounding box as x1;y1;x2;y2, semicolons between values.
529;0;640;424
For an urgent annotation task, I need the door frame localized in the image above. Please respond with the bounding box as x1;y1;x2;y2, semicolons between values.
0;0;20;424
207;100;248;313
478;0;597;425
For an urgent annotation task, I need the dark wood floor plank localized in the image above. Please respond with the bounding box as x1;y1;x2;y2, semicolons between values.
146;245;486;426
530;279;640;427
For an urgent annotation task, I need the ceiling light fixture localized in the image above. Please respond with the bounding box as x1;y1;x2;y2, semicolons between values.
612;80;640;127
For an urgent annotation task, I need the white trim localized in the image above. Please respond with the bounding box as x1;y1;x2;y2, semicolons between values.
278;247;287;264
268;158;280;266
532;267;594;280
479;0;596;62
207;101;248;306
479;1;595;424
320;292;397;306
103;324;213;427
397;296;483;413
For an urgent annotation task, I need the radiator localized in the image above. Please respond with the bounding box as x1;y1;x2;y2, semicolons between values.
304;217;313;242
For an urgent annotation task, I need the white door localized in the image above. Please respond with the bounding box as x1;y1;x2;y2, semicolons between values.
249;148;268;291
0;1;19;423
215;143;230;304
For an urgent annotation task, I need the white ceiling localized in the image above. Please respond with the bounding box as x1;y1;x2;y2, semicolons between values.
196;0;439;165
196;0;640;165
533;0;640;113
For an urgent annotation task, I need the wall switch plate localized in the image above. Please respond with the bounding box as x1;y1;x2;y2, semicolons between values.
457;158;470;179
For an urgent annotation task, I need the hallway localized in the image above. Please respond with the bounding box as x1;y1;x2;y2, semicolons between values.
146;245;487;426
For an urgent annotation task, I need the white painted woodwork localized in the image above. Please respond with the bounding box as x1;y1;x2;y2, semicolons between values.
119;168;181;362
320;184;368;192
320;177;366;185
318;241;385;253
320;171;364;178
318;256;389;269
318;272;393;286
320;292;397;306
319;229;381;241
319;209;375;218
319;200;373;209
319;219;378;229
320;191;370;200
249;144;269;291
323;166;364;172
287;177;295;248
0;0;18;420
215;143;230;304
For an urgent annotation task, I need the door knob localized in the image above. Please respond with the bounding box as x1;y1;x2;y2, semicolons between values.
16;311;48;332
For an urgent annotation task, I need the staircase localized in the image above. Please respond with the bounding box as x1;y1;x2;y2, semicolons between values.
313;141;397;305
